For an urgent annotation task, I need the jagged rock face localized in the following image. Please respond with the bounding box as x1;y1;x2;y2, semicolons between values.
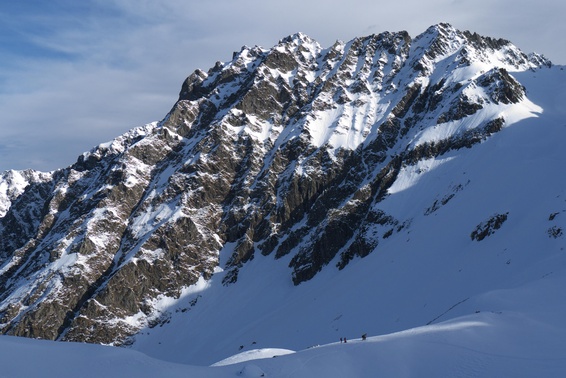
0;23;550;345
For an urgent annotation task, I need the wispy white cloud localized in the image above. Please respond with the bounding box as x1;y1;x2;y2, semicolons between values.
0;0;564;171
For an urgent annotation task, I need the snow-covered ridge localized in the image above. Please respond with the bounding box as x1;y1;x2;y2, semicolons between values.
169;23;549;162
78;122;159;165
0;169;52;218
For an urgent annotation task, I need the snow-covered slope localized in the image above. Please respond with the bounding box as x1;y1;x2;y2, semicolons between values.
2;271;566;377
0;170;52;218
0;23;565;375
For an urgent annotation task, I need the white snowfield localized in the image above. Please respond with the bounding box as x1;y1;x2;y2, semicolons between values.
2;281;566;378
210;348;295;367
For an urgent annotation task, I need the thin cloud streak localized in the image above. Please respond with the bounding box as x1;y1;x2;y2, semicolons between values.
0;0;564;171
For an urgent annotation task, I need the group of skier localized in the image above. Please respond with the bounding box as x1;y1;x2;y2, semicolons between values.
340;333;367;343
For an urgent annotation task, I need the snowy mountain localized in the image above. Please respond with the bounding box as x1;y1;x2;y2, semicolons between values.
1;23;566;375
0;169;51;218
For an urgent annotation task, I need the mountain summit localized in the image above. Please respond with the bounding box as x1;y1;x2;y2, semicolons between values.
0;24;564;365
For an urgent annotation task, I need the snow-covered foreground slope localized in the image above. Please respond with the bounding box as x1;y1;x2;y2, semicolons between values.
3;273;566;378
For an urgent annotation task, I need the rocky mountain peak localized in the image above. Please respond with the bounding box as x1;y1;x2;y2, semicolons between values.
0;24;555;348
278;31;317;46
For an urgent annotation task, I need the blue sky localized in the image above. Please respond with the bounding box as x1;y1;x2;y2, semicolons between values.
1;0;564;171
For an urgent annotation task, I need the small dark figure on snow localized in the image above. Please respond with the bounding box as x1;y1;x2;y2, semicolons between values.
343;337;347;343
362;333;367;341
340;337;343;343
